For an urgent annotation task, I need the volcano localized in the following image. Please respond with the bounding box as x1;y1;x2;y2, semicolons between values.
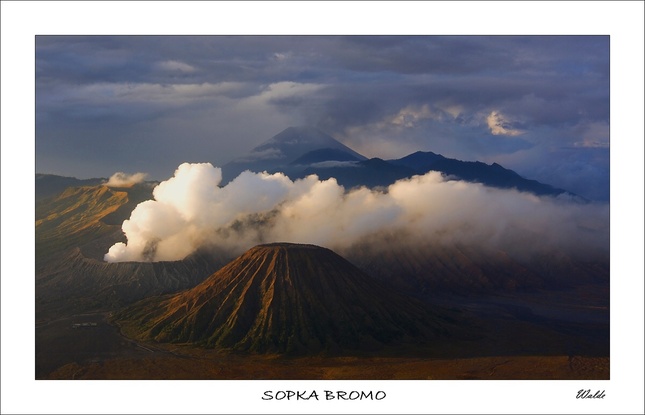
116;243;462;354
221;126;367;184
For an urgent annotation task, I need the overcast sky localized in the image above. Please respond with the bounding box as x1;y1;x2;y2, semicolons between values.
36;35;609;200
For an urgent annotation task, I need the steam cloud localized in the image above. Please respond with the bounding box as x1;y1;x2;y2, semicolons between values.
104;162;609;263
105;172;149;187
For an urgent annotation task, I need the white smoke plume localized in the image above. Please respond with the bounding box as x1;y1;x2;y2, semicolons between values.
105;171;149;187
104;162;609;263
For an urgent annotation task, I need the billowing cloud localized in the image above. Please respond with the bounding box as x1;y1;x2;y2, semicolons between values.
105;163;608;263
105;171;148;187
486;111;525;136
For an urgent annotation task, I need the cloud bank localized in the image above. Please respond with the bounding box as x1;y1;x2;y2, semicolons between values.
105;163;609;263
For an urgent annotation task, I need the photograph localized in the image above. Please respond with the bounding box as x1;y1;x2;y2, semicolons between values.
35;35;610;381
1;2;643;414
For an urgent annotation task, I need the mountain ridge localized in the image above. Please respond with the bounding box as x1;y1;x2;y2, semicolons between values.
389;151;573;198
37;246;230;317
35;182;158;266
220;126;577;197
36;173;107;202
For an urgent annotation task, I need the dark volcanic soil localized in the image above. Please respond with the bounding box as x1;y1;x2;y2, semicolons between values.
36;312;147;378
47;351;608;380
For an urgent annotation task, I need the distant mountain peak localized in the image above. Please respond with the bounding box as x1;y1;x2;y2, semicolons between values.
221;126;366;184
264;126;330;145
252;126;366;160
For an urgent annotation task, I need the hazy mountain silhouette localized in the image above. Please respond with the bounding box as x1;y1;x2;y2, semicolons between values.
221;126;367;184
221;127;576;197
389;151;575;198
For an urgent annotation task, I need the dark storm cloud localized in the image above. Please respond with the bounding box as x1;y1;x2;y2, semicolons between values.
327;36;515;75
323;36;609;79
37;36;334;86
263;37;609;139
36;35;609;123
36;36;609;199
